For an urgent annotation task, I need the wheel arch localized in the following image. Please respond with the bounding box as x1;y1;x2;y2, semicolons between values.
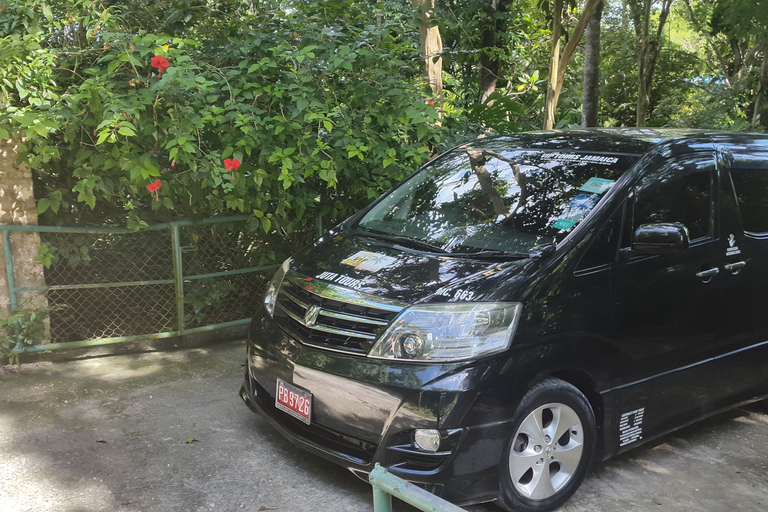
546;369;605;462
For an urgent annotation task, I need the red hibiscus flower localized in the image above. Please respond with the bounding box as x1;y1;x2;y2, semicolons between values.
224;158;241;172
150;55;170;73
147;179;162;201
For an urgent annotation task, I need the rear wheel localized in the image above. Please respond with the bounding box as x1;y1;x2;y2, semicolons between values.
499;378;596;512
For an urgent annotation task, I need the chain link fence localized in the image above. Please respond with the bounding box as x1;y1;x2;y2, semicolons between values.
2;216;278;351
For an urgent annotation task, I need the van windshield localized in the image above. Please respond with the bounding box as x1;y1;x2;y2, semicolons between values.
354;147;636;254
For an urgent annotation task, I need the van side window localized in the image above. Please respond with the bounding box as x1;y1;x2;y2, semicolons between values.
632;157;715;241
576;204;623;271
730;171;768;235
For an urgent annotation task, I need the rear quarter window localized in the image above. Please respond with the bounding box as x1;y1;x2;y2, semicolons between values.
729;153;768;236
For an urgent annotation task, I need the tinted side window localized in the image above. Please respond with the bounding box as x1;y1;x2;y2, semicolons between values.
576;204;624;271
730;171;768;234
633;157;715;241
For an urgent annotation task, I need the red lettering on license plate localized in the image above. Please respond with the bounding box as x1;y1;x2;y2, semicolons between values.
275;378;312;425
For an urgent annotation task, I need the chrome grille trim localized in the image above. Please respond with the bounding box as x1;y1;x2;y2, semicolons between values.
277;303;378;340
319;309;389;326
281;288;388;327
281;288;309;309
284;275;406;313
273;272;407;354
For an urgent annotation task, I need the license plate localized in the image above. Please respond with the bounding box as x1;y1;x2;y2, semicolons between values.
275;378;312;425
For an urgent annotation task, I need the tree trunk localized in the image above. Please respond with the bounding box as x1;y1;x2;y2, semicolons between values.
632;0;672;127
582;0;604;127
478;0;513;103
543;0;601;130
412;0;443;102
543;0;564;130
0;139;48;324
753;39;768;128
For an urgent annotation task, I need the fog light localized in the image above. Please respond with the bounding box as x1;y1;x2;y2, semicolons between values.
413;429;441;452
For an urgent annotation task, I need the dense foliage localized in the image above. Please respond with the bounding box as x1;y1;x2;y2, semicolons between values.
0;0;467;255
0;0;766;259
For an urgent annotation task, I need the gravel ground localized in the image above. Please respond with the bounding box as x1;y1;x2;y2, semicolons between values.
1;340;766;512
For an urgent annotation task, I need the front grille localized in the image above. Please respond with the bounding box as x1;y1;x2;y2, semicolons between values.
274;273;406;354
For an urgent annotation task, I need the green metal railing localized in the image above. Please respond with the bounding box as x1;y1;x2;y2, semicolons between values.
1;216;278;353
369;464;466;512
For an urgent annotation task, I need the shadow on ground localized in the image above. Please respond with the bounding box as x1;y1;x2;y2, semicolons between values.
1;341;766;511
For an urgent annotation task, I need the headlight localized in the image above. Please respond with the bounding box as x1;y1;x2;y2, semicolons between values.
368;302;522;362
264;258;291;318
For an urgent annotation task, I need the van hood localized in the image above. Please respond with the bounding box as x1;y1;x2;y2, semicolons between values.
287;232;532;305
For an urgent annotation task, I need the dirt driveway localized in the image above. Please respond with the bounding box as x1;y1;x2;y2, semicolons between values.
1;340;766;511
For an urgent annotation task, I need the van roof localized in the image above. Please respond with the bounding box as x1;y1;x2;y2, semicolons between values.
461;129;768;156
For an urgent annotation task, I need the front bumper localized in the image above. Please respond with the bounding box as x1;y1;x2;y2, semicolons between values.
239;328;513;505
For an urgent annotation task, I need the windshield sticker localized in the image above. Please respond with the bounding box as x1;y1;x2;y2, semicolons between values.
540;153;620;166
619;407;645;446
552;193;600;231
579;177;615;194
552;219;577;230
341;251;398;272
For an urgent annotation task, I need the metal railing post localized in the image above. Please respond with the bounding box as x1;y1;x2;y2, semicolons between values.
2;230;18;310
2;229;23;351
171;223;185;335
372;486;393;512
369;464;466;512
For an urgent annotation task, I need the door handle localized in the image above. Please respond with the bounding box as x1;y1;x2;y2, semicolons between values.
695;267;719;283
724;261;746;275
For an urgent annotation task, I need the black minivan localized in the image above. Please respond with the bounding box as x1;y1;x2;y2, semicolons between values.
240;129;768;511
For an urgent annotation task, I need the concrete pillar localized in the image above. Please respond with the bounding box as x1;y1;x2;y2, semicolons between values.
0;139;47;315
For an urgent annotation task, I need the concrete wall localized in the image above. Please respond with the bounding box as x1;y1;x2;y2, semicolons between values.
0;139;47;315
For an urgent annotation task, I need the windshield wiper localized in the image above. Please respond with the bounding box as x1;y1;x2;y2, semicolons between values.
349;230;449;254
450;249;531;260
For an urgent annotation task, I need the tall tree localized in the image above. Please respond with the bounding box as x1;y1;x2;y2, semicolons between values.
754;38;768;128
629;0;673;127
543;0;602;130
478;0;514;103
412;0;444;102
582;0;604;127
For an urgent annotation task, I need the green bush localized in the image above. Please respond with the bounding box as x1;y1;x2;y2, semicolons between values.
1;0;450;256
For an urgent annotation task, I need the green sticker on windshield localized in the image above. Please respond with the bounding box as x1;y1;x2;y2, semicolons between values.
579;177;614;194
553;219;577;230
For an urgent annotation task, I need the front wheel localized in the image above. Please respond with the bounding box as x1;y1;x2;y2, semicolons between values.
498;378;596;512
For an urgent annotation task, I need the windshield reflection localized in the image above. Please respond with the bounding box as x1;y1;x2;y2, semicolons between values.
356;146;635;255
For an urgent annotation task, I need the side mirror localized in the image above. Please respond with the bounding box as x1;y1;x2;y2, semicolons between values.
632;222;690;255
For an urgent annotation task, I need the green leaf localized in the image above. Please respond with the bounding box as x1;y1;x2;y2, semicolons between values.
42;4;53;22
417;124;429;141
118;126;136;136
37;198;51;214
261;218;271;233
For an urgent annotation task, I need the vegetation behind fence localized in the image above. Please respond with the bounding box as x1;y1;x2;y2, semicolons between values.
2;216;277;353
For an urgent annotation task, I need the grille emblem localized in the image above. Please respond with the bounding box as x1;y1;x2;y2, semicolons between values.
304;305;322;328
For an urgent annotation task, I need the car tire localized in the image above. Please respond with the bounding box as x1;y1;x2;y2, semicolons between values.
498;378;596;512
